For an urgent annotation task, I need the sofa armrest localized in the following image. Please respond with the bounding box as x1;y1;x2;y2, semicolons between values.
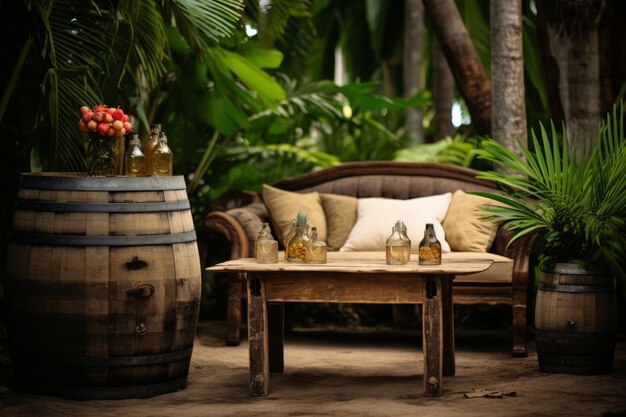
510;233;536;292
205;203;270;259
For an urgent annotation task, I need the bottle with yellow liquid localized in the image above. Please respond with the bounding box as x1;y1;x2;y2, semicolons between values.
124;134;145;176
143;123;161;175
151;132;173;176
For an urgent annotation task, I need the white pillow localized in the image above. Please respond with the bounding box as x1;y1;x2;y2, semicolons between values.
340;194;452;252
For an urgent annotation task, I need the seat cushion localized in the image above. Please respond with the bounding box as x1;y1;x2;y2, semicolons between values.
445;251;513;283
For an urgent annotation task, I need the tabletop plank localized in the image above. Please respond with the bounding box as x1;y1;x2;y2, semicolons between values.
207;251;493;275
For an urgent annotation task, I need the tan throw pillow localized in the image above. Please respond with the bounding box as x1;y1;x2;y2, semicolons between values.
320;193;358;251
340;194;452;252
262;184;327;245
442;190;500;252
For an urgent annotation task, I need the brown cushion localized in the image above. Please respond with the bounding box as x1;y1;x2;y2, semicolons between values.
262;184;327;245
320;193;358;251
442;190;500;252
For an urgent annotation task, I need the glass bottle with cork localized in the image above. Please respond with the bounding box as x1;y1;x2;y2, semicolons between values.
151;131;173;176
305;226;327;264
124;134;145;176
418;223;441;265
386;220;411;265
286;211;309;262
254;223;278;263
143;123;160;175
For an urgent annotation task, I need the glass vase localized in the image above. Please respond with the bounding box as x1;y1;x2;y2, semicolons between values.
86;136;125;176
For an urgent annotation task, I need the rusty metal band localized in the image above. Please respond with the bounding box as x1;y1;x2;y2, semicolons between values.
11;230;197;246
15;199;190;213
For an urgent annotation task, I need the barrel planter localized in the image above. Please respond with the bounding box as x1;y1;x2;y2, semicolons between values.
534;263;617;375
4;173;201;399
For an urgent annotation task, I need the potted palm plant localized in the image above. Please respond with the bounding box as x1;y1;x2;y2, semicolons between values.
472;103;626;375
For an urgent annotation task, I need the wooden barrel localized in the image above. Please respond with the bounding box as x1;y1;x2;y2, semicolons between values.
534;263;616;375
5;173;201;399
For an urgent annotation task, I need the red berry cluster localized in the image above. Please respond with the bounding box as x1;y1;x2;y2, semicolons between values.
78;105;133;138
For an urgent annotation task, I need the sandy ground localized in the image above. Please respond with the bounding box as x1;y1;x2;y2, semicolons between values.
1;321;625;417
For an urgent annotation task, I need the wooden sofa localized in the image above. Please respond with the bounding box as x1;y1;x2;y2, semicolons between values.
204;161;534;356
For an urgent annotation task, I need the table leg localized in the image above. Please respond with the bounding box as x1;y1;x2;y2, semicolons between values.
422;275;443;397
247;274;270;396
268;302;284;373
441;275;455;376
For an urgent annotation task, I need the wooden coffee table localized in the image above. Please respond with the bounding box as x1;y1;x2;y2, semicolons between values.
207;251;492;397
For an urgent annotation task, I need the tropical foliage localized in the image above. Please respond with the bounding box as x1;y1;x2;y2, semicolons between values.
473;103;626;280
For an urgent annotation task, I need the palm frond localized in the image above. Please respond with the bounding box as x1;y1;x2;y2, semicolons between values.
164;0;244;50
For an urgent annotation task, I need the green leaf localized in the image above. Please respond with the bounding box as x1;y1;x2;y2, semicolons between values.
222;50;286;103
236;43;284;69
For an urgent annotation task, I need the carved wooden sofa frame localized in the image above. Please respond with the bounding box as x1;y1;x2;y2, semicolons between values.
205;162;533;356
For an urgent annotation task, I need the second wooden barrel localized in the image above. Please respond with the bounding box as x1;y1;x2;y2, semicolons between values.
5;173;201;399
534;263;616;375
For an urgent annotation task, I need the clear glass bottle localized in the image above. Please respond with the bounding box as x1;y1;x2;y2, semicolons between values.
143;123;161;175
254;223;278;263
418;223;442;265
399;221;411;261
283;221;296;260
124;134;145;176
386;220;411;265
151;131;173;176
305;226;327;264
286;223;309;262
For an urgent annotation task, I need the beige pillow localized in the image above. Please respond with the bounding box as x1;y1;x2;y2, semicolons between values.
340;194;452;252
320;194;358;251
262;184;327;245
442;190;500;252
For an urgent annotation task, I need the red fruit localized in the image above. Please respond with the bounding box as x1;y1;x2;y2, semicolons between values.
87;120;98;131
107;127;115;137
106;108;115;115
122;121;132;132
112;120;123;131
81;111;93;123
97;123;109;136
104;113;113;123
122;114;130;122
112;109;124;121
93;111;103;123
80;106;90;114
78;120;88;133
119;127;127;136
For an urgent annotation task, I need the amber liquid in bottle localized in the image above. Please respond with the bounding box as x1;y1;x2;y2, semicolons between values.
124;134;145;176
151;132;173;176
143;123;161;175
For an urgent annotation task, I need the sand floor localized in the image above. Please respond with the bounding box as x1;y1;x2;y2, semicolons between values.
1;321;625;417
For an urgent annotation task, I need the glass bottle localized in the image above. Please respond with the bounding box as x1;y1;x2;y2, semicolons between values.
305;226;327;264
143;123;161;175
399;221;411;261
286;223;309;263
151;131;173;176
386;220;411;265
418;223;442;265
254;223;278;263
283;221;296;260
124;134;145;176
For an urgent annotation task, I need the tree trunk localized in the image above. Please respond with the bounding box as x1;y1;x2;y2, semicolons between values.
423;0;492;135
536;0;565;126
404;0;425;144
543;0;605;153
490;0;527;159
432;37;455;141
